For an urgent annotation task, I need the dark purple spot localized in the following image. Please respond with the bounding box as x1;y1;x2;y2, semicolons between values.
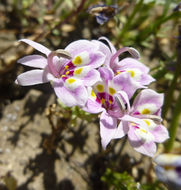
65;61;76;70
133;112;140;115
176;166;181;177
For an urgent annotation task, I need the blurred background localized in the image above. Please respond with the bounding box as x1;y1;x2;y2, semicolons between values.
0;0;181;189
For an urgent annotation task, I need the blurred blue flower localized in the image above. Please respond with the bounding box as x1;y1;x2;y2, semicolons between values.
173;2;181;12
87;4;118;25
154;153;181;190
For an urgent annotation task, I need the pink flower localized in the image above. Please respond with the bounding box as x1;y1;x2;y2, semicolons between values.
83;66;142;149
92;37;155;88
102;89;169;157
16;39;106;107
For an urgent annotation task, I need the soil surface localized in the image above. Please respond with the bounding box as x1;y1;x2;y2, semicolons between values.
0;87;153;190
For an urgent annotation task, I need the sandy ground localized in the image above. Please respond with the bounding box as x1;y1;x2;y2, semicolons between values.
0;86;153;190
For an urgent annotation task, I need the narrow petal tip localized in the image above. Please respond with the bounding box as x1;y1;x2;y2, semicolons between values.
15;79;18;84
128;47;140;59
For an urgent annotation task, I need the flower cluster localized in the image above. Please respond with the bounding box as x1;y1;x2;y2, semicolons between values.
16;37;169;157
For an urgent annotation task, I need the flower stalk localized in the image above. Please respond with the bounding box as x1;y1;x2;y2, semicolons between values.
164;25;181;152
162;25;181;119
165;91;181;152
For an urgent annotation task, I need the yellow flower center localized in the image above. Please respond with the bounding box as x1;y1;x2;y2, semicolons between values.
141;108;150;115
67;78;76;84
128;70;135;78
91;89;96;98
74;68;83;75
72;56;82;65
101;98;105;104
65;71;70;75
140;128;147;133
109;99;113;104
143;119;150;126
65;65;69;70
109;87;116;95
96;84;104;92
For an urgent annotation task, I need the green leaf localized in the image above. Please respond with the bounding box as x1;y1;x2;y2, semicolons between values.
101;168;167;190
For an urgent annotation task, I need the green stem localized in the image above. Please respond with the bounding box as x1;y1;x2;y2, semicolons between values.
137;11;181;43
165;91;181;152
152;66;167;81
162;0;171;16
119;0;144;39
162;65;180;118
164;25;181;151
162;26;181;118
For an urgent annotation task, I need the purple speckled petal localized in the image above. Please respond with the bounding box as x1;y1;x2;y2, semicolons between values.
19;39;51;56
18;55;47;69
100;111;117;149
